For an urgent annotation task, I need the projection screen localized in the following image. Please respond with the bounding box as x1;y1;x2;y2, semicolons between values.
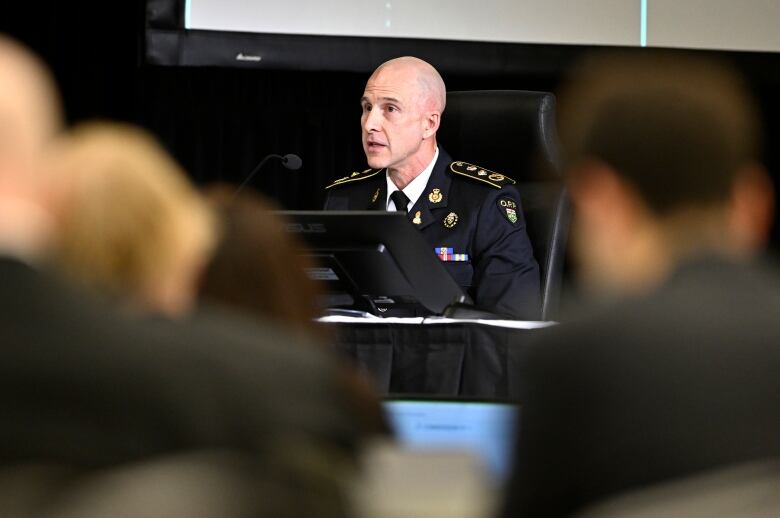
146;0;780;72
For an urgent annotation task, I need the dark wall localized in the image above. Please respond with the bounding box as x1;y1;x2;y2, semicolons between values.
6;1;780;246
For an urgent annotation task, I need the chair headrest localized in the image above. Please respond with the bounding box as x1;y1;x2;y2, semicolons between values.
438;90;561;181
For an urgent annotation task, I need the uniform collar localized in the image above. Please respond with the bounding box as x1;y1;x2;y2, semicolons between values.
364;174;387;210
405;147;453;230
365;147;454;223
385;147;439;211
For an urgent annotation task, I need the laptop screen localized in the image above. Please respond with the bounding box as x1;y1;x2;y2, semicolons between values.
382;398;519;481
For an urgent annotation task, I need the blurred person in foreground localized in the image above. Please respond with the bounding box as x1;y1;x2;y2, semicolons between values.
198;187;327;339
502;52;779;517
45;122;385;447
198;187;387;432
0;36;374;516
0;36;61;265
48;122;216;317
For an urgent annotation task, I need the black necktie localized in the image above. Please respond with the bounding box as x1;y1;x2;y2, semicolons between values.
389;190;410;213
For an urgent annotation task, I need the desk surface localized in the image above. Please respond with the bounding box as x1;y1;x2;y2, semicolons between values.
320;315;555;329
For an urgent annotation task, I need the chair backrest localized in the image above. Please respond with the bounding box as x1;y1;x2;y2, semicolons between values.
438;90;569;320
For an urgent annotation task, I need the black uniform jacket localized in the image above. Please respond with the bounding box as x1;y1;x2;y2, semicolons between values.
324;148;541;319
502;257;780;516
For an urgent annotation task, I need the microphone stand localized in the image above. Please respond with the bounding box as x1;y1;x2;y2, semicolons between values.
233;154;283;197
233;153;302;198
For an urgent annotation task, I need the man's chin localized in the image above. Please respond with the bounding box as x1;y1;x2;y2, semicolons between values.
365;156;389;170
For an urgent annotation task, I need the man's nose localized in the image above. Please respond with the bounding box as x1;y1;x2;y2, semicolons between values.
363;109;381;132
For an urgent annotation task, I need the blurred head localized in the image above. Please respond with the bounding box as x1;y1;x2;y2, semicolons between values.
361;56;445;176
47;122;216;316
558;52;773;295
0;35;63;259
0;35;62;179
198;188;327;340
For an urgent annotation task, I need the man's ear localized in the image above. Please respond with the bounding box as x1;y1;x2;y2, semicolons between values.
567;160;652;295
728;162;775;256
567;159;643;233
422;112;440;139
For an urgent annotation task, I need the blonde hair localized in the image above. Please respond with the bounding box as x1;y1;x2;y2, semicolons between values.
49;122;216;315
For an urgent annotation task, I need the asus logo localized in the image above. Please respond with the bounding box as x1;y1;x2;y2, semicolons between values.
236;53;262;62
286;223;326;233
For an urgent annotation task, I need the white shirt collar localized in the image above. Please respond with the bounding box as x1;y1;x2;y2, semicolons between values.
386;147;439;211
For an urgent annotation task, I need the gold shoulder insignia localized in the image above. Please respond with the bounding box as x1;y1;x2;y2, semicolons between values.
325;168;384;189
449;161;516;189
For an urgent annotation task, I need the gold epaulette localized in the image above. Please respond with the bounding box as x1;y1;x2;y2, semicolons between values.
449;161;516;189
325;168;384;189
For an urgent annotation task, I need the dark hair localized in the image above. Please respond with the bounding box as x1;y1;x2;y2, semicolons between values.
558;51;762;214
198;187;327;340
198;187;389;435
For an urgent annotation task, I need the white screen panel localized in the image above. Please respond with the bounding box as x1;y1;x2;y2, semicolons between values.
648;0;780;53
187;0;641;46
186;0;780;53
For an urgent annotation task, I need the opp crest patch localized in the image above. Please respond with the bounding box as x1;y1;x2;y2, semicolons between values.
498;198;519;225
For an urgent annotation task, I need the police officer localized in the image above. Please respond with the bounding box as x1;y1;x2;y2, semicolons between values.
324;57;540;319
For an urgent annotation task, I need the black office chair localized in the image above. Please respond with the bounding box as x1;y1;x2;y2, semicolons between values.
438;90;570;320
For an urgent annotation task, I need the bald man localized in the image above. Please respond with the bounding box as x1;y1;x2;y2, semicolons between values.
324;57;541;319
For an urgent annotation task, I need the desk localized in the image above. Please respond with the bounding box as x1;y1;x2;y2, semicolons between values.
324;316;555;398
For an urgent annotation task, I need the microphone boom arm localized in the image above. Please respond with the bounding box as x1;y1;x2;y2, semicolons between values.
233;153;301;197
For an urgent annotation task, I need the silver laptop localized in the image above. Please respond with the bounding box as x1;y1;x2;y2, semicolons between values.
382;397;520;481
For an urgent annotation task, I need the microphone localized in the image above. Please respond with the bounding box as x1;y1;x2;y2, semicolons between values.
233;153;302;196
281;153;302;171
